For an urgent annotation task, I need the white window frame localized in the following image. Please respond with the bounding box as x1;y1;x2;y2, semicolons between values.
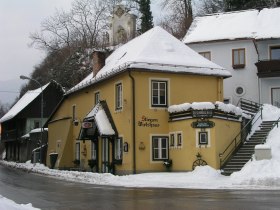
151;136;169;161
115;82;123;111
177;132;183;147
114;137;123;160
150;78;169;109
196;129;211;148
91;141;97;160
94;91;100;105
75;142;80;160
170;133;175;147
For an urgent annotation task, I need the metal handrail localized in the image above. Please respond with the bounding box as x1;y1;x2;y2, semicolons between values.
219;105;263;168
261;115;280;144
237;98;261;109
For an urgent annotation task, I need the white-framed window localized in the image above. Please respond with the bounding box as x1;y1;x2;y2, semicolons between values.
114;137;123;160
72;105;76;121
170;133;175;147
115;83;123;110
75;142;80;160
199;51;211;60
94;91;100;105
177;133;182;147
151;80;168;107
152;136;168;161
232;48;245;69
196;129;211;147
91;142;97;160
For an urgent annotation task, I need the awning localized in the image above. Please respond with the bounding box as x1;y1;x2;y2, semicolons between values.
79;101;117;139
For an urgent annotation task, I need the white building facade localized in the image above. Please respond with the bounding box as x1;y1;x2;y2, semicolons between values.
184;8;280;107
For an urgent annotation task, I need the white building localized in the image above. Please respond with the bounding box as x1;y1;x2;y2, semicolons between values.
183;8;280;107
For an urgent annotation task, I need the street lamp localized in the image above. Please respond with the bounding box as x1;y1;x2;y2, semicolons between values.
20;75;44;164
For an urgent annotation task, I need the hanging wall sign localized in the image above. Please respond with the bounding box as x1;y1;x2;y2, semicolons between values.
191;121;215;128
82;122;93;128
192;110;213;118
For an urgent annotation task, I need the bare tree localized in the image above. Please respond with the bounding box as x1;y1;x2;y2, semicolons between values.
159;0;193;39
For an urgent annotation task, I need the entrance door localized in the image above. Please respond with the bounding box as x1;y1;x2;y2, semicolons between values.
271;88;280;108
101;138;110;173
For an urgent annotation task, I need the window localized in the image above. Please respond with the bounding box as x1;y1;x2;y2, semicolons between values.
270;46;280;60
177;133;182;146
170;134;175;147
199;51;211;60
151;80;168;107
34;120;40;129
115;83;122;110
199;132;208;145
271;88;280;108
232;48;245;69
75;142;80;160
91;142;97;160
114;137;123;161
72;105;76;121
152;136;168;160
94;92;100;105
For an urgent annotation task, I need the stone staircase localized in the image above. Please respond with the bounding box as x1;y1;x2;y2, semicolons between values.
240;98;260;116
222;121;275;176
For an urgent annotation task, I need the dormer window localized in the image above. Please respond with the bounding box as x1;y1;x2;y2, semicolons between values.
270;46;280;60
232;48;245;69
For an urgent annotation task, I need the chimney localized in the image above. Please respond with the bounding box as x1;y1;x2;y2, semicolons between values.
93;51;106;76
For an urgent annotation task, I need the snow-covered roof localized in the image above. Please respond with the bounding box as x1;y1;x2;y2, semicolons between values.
183;7;280;44
85;103;115;136
168;101;242;116
68;26;230;94
0;83;49;123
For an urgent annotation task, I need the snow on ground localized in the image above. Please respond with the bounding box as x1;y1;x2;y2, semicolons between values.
1;104;280;192
0;195;39;210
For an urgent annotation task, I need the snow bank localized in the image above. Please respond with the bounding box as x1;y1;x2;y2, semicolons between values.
0;195;39;210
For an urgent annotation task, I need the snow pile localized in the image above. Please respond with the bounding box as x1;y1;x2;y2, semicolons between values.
168;101;241;115
230;104;280;187
215;101;242;115
0;195;39;210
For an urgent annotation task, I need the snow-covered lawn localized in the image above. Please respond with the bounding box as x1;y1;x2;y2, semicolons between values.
1;104;280;209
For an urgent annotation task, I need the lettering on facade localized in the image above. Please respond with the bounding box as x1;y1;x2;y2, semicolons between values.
138;115;160;127
192;110;213;118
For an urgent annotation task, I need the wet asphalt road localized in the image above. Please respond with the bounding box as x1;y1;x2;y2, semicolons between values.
0;164;280;210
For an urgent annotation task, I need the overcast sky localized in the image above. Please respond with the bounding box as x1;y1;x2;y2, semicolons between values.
0;0;163;104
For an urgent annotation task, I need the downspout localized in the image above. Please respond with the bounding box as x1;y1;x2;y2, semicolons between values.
252;38;261;104
128;70;136;174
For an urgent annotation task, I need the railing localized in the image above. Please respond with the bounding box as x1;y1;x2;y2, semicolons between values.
262;115;280;144
219;106;263;168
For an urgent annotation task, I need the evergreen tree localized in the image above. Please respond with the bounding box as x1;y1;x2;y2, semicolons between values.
225;0;280;11
138;0;153;33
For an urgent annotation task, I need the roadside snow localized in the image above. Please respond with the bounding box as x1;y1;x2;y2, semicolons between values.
1;104;280;191
0;195;39;210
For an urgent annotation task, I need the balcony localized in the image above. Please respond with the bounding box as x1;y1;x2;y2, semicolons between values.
255;59;280;78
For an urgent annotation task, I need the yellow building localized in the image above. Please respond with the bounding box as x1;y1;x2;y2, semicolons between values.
47;26;241;174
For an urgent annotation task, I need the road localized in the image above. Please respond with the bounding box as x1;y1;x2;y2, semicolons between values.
0;164;280;210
